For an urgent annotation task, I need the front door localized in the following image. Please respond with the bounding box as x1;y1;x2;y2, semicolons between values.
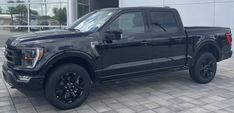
95;11;154;79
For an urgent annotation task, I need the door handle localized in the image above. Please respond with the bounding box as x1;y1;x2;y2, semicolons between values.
141;40;149;45
170;38;176;42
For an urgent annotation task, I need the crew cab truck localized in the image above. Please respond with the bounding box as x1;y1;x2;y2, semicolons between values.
2;7;233;109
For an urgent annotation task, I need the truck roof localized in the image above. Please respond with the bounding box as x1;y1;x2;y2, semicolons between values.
101;7;176;11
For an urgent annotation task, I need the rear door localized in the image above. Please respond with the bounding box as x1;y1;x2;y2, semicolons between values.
147;10;187;68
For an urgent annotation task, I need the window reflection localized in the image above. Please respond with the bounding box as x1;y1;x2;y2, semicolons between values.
30;3;67;30
0;0;67;32
77;0;89;18
0;4;28;26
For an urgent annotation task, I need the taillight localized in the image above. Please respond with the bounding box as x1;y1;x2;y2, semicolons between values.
226;32;232;45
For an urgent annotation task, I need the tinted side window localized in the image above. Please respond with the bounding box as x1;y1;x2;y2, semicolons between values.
108;12;145;37
150;12;178;34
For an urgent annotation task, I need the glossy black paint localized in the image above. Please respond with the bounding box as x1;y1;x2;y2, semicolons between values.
2;7;233;95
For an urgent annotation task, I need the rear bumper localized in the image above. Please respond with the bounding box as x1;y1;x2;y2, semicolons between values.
221;50;233;60
2;62;45;96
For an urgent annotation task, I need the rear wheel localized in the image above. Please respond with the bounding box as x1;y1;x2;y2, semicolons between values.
189;52;217;84
45;64;91;109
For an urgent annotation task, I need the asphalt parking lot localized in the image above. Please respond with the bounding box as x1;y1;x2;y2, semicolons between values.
0;48;234;113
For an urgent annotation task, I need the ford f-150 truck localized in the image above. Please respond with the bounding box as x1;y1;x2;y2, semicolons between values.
2;7;233;109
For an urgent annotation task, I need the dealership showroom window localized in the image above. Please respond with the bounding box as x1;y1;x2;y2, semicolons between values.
0;0;233;113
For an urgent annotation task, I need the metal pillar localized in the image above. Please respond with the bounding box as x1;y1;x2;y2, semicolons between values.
67;0;78;25
27;0;30;32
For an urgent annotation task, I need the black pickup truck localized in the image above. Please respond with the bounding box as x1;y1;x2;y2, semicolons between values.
2;7;233;109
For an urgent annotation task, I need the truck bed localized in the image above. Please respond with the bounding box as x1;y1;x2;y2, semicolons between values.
185;26;230;35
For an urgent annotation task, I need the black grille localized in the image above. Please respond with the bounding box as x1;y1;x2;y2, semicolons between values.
5;46;21;67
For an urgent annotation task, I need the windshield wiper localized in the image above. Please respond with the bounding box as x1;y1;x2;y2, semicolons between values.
153;22;167;32
67;28;80;32
67;28;74;30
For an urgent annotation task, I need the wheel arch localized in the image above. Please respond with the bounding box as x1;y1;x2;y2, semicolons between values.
42;51;97;87
194;41;221;62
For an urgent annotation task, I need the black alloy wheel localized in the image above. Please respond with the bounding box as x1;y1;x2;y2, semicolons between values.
199;57;216;80
45;64;91;109
189;52;217;84
55;72;84;104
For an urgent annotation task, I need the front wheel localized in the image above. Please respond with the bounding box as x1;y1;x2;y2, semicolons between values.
189;52;217;84
45;64;91;109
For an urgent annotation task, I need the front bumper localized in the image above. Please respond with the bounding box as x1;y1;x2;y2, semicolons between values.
2;62;45;96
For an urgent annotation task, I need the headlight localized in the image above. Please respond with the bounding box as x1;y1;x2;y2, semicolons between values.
21;48;44;68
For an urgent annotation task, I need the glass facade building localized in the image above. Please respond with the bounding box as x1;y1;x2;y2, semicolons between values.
77;0;90;18
0;0;67;32
0;0;117;46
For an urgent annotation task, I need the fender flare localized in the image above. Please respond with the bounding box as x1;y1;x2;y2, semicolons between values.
41;50;96;75
194;40;221;61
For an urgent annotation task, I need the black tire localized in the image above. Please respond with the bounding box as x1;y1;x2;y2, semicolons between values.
189;52;217;84
45;64;91;109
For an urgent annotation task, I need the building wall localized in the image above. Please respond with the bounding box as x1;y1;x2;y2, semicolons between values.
119;0;234;47
119;0;234;27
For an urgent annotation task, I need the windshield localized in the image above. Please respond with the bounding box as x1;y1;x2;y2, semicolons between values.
68;9;117;32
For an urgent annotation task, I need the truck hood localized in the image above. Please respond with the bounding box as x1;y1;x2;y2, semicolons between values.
6;30;91;46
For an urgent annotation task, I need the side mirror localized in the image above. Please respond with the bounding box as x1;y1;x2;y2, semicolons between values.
104;29;122;43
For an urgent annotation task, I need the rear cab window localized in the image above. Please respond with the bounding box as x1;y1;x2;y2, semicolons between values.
149;11;179;35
